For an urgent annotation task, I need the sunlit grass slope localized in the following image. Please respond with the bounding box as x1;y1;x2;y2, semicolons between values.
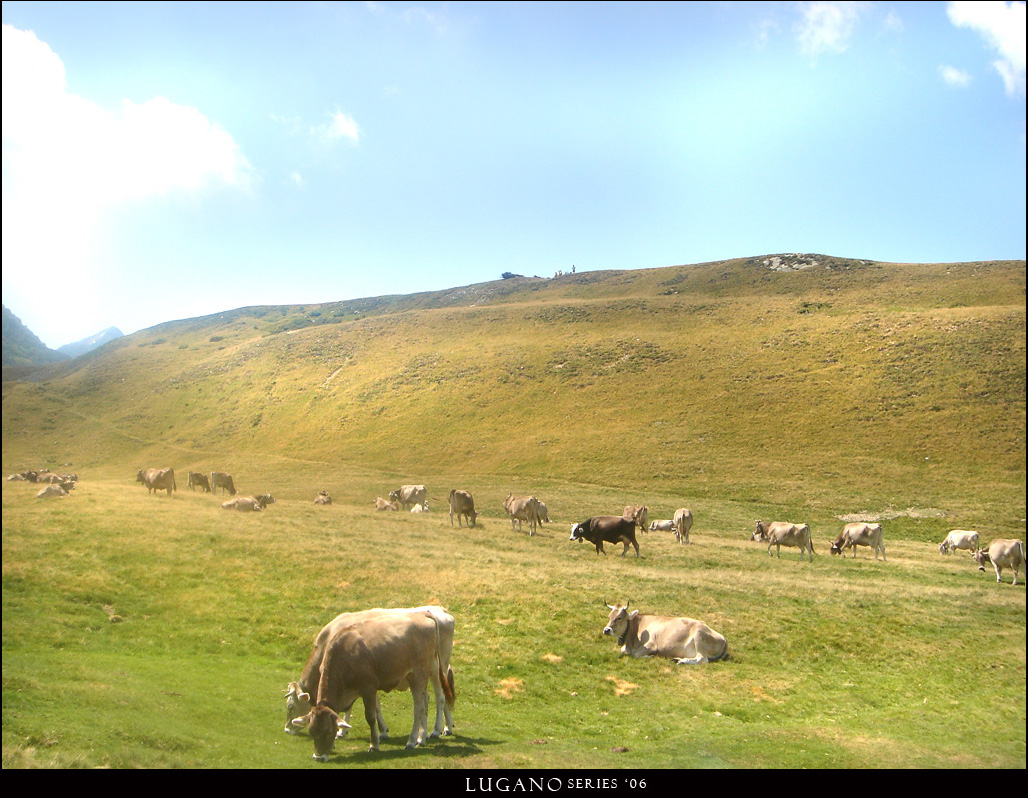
3;256;1024;519
2;255;1025;769
2;475;1024;768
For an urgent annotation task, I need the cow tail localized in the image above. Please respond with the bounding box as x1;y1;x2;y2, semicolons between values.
433;619;456;708
444;665;456;707
438;661;455;708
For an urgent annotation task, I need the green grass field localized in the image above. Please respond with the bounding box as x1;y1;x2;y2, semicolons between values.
2;256;1025;768
2;468;1024;769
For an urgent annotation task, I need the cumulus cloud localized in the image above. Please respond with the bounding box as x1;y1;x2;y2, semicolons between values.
795;1;865;57
1;24;253;345
312;110;361;144
940;65;973;88
2;25;253;205
947;1;1027;97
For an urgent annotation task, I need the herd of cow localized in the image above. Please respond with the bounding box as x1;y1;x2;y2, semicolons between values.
275;485;1024;762
7;468;78;497
132;467;277;511
9;469;1023;761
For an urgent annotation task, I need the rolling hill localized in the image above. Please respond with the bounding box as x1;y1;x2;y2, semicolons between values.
2;254;1025;523
1;253;1025;769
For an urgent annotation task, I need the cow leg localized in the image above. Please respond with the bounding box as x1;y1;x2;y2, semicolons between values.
339;695;388;740
364;692;382;752
994;564;1003;583
406;678;430;749
429;681;444;738
674;655;707;665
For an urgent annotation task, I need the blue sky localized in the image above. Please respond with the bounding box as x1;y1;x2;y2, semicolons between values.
2;1;1025;349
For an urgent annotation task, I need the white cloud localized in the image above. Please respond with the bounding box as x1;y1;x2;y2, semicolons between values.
312;110;361;144
940;65;973;88
2;25;253;205
882;10;904;34
795;2;866;57
947;1;1026;97
1;24;253;346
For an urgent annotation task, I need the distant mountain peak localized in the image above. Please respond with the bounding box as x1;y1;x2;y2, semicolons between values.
57;327;124;358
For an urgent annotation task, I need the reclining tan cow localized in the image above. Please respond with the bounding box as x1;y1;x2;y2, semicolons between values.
602;601;727;664
222;497;262;511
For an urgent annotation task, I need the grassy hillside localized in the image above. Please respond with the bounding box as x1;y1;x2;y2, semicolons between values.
1;304;69;369
2;472;1025;769
2;255;1025;769
3;256;1024;520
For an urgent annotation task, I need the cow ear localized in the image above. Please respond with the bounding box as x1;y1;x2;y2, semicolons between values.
298;691;310;703
291;715;311;730
336;719;352;731
628;610;640;619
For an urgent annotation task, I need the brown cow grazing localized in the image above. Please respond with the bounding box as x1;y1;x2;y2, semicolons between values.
136;468;177;497
972;539;1026;585
374;497;400;511
939;530;980;555
448;490;477;527
186;472;211;492
221;497;262;511
622;505;649;534
751;520;813;562
673;508;694;545
830;522;886;561
570;516;640;557
36;484;69;498
289;611;455;759
504;494;542;536
603;601;727;664
314;491;332;505
210;472;236;495
389;485;427;510
285;606;456;740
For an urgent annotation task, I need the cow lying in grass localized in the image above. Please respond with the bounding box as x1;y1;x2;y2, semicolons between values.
602;601;727;665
